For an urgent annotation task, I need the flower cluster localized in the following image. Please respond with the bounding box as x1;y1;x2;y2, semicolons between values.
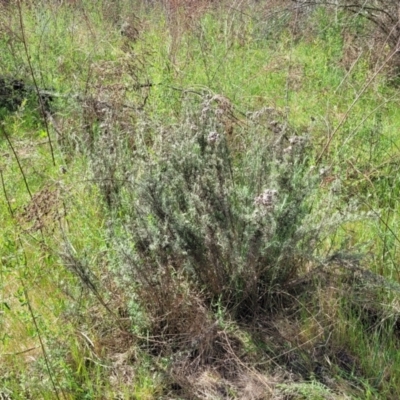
254;189;278;210
207;131;220;143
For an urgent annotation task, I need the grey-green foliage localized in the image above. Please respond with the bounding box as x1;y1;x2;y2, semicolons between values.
96;92;321;318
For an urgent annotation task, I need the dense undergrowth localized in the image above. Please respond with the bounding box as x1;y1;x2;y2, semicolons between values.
1;0;400;399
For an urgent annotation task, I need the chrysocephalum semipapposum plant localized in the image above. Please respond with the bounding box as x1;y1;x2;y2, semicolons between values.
106;93;322;320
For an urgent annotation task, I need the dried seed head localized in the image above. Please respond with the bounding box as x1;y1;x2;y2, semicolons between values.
254;189;278;209
319;166;330;176
288;136;306;145
283;146;293;154
207;131;220;143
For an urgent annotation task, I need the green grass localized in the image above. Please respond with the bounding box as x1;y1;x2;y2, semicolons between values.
1;1;400;398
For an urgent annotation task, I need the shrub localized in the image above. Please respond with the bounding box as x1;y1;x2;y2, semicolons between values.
90;92;322;323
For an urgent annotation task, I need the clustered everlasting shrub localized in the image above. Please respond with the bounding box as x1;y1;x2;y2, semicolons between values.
88;91;323;328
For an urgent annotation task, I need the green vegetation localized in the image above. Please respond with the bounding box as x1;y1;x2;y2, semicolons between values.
1;1;400;398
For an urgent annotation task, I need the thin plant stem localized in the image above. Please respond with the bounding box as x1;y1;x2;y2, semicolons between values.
316;45;400;165
17;236;65;400
0;168;14;217
16;0;56;166
1;125;32;200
